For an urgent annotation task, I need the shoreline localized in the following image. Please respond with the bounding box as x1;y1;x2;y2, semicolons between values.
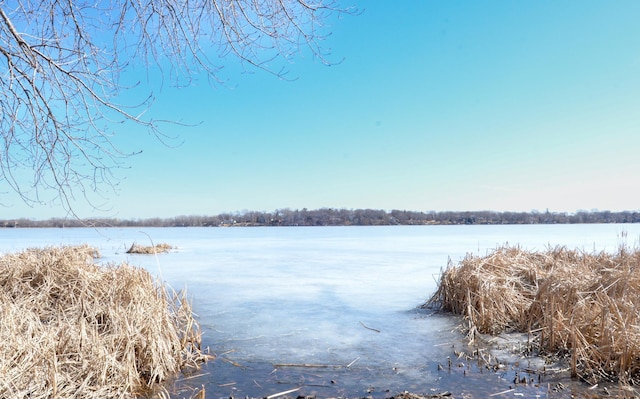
3;209;640;228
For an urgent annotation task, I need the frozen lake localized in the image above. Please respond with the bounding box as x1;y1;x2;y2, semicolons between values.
1;224;639;398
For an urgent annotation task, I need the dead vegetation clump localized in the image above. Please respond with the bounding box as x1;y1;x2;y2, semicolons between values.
127;242;174;254
0;245;207;398
426;244;640;384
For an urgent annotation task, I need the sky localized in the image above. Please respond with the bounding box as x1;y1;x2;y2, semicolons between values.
4;1;640;219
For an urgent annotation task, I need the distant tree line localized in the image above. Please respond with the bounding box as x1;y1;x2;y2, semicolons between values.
2;209;640;228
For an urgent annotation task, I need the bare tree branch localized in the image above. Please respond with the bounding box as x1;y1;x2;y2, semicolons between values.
0;0;353;213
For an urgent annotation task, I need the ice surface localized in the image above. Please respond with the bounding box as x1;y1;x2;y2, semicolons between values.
1;224;639;397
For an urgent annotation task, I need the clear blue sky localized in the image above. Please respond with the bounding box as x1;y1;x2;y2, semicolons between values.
5;1;640;219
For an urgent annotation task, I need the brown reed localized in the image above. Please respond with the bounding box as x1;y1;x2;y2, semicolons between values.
426;244;640;384
0;245;206;398
127;242;174;254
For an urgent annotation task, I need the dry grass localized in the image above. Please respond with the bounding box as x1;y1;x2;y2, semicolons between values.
0;245;207;398
127;242;174;255
426;244;640;384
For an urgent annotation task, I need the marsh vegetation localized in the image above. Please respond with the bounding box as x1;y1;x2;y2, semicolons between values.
0;245;207;398
126;242;174;255
426;244;640;386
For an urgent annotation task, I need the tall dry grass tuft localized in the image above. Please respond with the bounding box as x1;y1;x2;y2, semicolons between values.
426;245;640;384
0;245;206;398
127;242;174;255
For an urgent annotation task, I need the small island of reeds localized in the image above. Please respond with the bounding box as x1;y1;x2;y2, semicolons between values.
126;242;174;254
426;244;640;385
0;245;208;398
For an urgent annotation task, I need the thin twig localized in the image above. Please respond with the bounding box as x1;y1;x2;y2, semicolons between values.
273;363;341;368
265;387;301;399
360;321;381;333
